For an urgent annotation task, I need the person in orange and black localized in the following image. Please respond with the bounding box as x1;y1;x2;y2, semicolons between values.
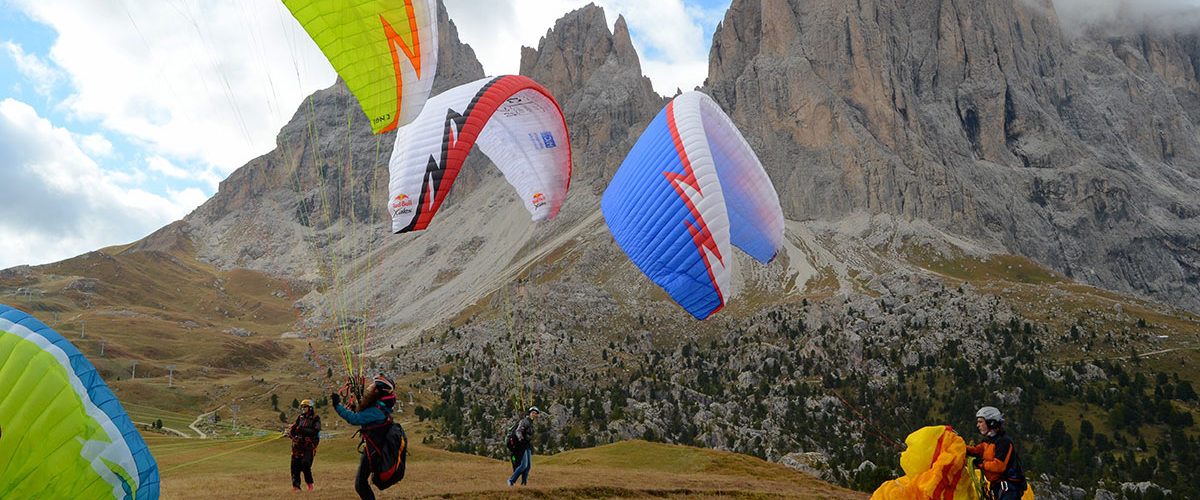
966;406;1026;500
287;399;322;491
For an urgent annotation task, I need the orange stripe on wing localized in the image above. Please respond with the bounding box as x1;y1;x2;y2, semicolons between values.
377;1;423;134
930;427;953;500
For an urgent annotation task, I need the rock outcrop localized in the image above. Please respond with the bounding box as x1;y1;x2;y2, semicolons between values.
520;4;665;194
705;0;1200;311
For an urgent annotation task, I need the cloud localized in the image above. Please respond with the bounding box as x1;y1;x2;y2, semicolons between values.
146;155;191;179
144;155;223;191
10;0;335;176
13;0;729;178
77;133;113;157
444;0;725;95
0;98;199;268
604;0;723;93
1049;0;1200;36
2;40;63;96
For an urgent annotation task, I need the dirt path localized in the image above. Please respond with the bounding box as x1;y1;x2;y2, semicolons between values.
1054;345;1198;365
190;406;223;439
130;421;189;438
1108;346;1196;361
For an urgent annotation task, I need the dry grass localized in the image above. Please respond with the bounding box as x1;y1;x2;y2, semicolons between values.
153;438;866;500
800;267;840;299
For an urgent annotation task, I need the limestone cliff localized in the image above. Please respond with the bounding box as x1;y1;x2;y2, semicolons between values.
520;4;665;193
705;0;1200;310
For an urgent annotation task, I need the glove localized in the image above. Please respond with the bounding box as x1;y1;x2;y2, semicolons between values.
330;393;340;406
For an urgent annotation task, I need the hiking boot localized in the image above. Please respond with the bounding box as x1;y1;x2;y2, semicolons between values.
507;479;514;487
292;486;301;491
307;484;314;491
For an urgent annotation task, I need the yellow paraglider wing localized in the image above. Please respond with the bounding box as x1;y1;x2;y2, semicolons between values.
283;0;439;134
871;425;977;500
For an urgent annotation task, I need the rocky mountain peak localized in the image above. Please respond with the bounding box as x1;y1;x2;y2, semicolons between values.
519;3;621;103
519;4;664;193
611;15;641;74
704;0;1200;312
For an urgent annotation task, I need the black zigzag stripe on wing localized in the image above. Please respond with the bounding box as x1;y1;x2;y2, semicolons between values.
400;76;504;233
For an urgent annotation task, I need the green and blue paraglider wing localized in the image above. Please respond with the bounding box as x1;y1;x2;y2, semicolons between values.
0;304;160;499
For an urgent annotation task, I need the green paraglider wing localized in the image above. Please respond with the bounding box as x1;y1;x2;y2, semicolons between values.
0;304;160;499
283;0;440;134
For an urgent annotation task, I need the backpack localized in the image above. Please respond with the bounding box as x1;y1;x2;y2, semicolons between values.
358;417;408;490
505;421;523;459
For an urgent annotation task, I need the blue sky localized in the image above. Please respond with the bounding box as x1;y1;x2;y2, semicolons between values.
445;0;733;94
0;0;732;269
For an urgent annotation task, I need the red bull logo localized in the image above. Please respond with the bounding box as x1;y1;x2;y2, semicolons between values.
391;194;414;216
531;192;547;208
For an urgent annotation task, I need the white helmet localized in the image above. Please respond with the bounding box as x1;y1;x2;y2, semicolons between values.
976;406;1004;427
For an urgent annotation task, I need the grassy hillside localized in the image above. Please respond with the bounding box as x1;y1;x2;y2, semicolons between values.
5;225;1200;498
153;436;866;499
0;230;865;498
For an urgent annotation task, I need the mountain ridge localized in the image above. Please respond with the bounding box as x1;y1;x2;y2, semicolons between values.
704;0;1200;312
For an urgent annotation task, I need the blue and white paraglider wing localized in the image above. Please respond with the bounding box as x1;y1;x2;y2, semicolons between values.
601;91;783;320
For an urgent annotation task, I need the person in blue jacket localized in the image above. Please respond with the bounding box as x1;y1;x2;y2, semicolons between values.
332;375;397;500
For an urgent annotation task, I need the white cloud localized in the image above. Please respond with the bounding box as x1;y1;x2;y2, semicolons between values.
11;0;335;176
2;40;63;96
605;0;720;93
643;59;710;95
167;187;211;215
1050;0;1200;36
146;155;191;179
444;0;723;95
442;0;576;77
77;133;113;157
0;98;201;268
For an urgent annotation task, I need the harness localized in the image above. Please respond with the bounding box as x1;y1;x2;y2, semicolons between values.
290;415;320;456
353;412;408;489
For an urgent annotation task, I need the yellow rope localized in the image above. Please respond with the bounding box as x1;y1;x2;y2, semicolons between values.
151;436;266;458
160;435;280;473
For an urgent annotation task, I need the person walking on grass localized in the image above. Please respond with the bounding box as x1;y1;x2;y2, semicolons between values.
286;399;322;491
333;376;397;500
967;406;1026;500
507;406;539;487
